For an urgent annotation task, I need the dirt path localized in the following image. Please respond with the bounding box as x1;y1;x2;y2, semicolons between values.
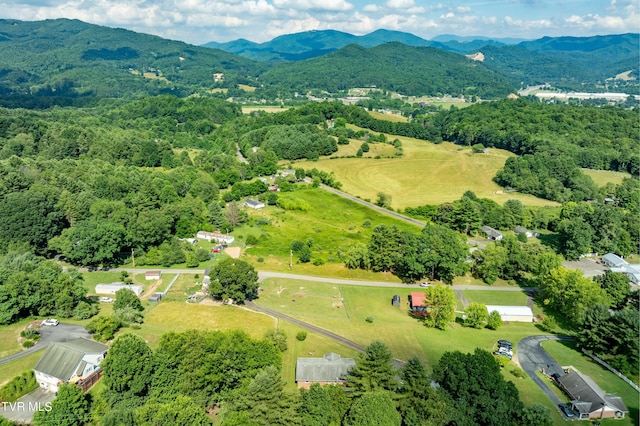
224;246;241;258
141;279;162;299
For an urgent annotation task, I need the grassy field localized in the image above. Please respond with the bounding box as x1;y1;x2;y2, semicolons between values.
239;187;416;277
582;168;631;187
366;110;409;122
241;106;290;114
0;351;43;388
541;340;639;426
461;290;529;306
255;277;564;414
292;139;557;209
0;318;36;358
330;140;398;158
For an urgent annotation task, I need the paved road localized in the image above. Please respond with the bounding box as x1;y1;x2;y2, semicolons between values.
517;335;575;419
0;387;55;424
0;323;91;366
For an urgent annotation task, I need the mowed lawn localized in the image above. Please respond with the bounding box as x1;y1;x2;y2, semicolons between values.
292;139;557;208
541;340;639;426
0;351;43;388
581;168;631;187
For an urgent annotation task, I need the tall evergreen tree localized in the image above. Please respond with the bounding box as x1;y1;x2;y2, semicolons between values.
347;341;398;396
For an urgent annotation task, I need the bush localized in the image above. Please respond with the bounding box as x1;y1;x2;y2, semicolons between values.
362;219;371;228
257;257;264;263
22;340;34;348
510;367;527;378
538;315;557;332
20;329;40;340
365;316;374;323
0;371;37;402
312;258;324;266
296;331;307;341
73;301;99;320
264;329;288;352
246;235;258;245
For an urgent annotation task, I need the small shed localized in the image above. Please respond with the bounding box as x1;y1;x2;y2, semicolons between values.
148;293;163;303
145;270;161;281
95;283;143;297
392;295;400;307
514;226;533;238
485;305;534;322
409;292;428;316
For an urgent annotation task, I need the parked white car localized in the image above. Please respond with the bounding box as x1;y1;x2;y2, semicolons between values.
419;282;430;287
42;319;59;326
99;297;114;303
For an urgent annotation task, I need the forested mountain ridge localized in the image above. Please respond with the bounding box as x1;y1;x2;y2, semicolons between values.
203;29;431;62
259;42;516;98
0;18;262;99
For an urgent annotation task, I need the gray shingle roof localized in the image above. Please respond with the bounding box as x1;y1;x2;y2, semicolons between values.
296;353;356;383
34;338;108;381
557;371;628;414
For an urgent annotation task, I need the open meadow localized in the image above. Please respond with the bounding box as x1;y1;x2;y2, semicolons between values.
581;168;631;187
292;138;558;209
238;187;415;277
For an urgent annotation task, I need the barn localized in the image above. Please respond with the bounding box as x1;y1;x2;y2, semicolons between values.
485;305;534;322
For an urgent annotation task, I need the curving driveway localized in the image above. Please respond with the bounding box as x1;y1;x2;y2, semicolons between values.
517;335;575;418
0;323;91;365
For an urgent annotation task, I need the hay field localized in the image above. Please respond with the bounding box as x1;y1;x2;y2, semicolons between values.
293;139;557;208
581;168;631;187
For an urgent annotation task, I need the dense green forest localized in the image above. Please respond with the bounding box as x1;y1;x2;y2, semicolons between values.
258;43;515;98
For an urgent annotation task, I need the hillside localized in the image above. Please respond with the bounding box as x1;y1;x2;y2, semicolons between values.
0;18;262;99
203;29;431;62
258;42;515;98
481;33;639;87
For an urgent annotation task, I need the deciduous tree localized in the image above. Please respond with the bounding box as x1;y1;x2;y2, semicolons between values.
209;258;258;303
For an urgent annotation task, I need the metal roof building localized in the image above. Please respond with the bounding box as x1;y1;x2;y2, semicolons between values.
295;353;356;388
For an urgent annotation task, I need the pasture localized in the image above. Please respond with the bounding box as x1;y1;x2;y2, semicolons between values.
292;139;557;208
581;168;631;187
239;187;415;278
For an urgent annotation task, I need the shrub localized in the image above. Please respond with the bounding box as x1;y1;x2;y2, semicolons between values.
296;331;307;341
246;235;258;245
0;371;37;402
365;316;374;323
20;329;40;340
257;257;264;263
538;315;557;333
73;301;99;320
510;367;527;378
362;219;371;228
312;258;324;266
264;329;288;352
22;341;34;348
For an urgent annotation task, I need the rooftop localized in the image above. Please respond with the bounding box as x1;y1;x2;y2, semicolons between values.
296;353;356;383
34;338;108;381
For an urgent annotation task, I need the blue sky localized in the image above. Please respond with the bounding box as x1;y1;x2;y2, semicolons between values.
1;0;637;44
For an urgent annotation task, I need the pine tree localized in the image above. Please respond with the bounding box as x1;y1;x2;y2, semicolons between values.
347;341;398;396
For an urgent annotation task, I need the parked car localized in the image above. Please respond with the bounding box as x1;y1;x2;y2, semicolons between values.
99;297;114;303
493;350;512;360
497;339;513;348
42;319;59;326
419;282;430;287
558;403;575;418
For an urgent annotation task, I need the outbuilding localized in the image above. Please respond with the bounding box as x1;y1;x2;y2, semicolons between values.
244;198;265;209
485;305;534;322
95;282;143;297
392;295;400;307
145;270;161;280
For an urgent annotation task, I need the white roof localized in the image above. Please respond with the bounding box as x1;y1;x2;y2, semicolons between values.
486;305;533;316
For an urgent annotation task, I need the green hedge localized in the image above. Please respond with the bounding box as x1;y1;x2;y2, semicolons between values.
0;370;38;403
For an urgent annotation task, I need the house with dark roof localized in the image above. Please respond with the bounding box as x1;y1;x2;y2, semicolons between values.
514;226;533;238
295;353;356;388
244;198;265;209
481;225;503;241
557;371;628;420
34;338;108;392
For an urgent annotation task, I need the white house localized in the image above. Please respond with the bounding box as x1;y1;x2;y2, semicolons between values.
34;338;108;392
486;305;534;322
514;226;533;238
602;253;640;284
196;231;235;244
481;225;503;241
244;199;265;209
95;282;143;296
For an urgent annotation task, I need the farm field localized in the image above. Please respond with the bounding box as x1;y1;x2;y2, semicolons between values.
292;138;557;208
330;139;398;158
366;110;409;122
238;187;416;277
541;340;639;426
581;168;631;187
241;105;290;114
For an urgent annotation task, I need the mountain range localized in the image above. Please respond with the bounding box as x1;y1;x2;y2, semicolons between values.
0;18;637;103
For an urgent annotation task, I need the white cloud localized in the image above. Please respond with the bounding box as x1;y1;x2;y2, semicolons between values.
385;0;414;9
363;3;378;12
272;0;353;11
455;6;471;13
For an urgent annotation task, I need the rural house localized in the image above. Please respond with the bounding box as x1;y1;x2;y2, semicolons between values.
244;198;265;209
196;231;235;245
602;253;640;284
481;225;503;241
409;292;428;317
557;371;628;420
145;270;161;280
295;353;356;388
34;338;108;393
514;226;533;238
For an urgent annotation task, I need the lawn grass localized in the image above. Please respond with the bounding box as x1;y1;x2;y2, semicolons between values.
256;278;545;369
239;187;416;277
581;168;631;187
292;139;558;208
461;290;530;306
127;301;277;349
541;340;639;426
0;318;36;358
162;274;203;302
0;351;43;388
